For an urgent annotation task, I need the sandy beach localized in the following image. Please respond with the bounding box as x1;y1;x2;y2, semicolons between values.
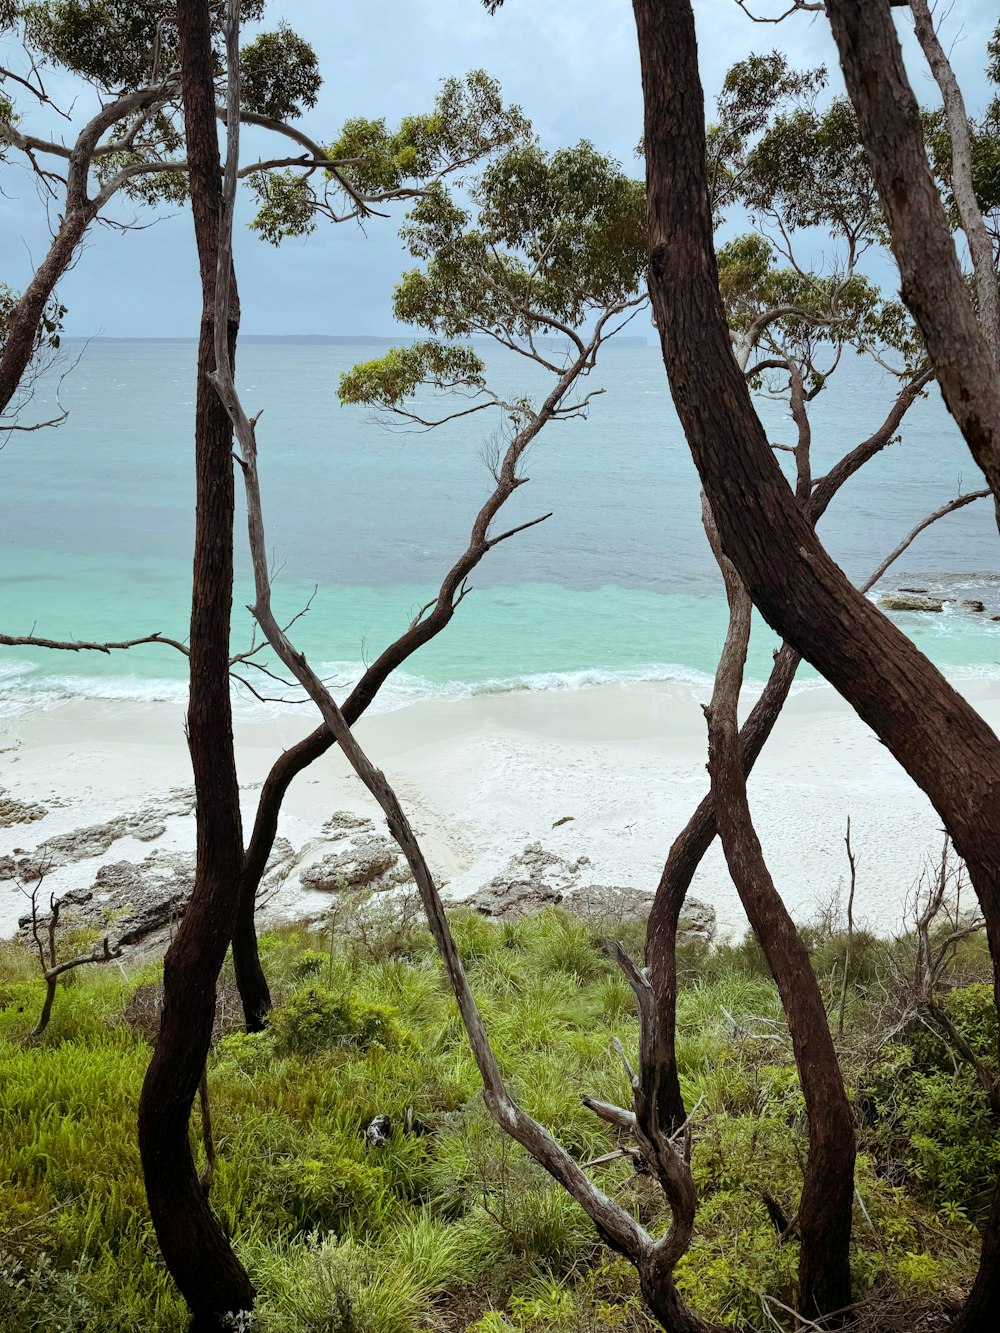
3;673;998;943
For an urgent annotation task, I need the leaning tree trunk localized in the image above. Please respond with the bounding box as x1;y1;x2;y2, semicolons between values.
648;365;935;1132
136;0;254;1325
632;2;1000;1330
824;0;1000;485
0;86;168;416
706;552;854;1320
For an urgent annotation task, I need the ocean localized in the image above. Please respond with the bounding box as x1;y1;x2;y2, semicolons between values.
2;336;999;715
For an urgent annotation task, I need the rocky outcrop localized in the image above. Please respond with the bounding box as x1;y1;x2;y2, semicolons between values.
0;788;196;881
294;811;420;896
0;789;47;828
18;850;195;950
14;833;295;952
463;842;716;939
878;594;943;613
300;833;412;895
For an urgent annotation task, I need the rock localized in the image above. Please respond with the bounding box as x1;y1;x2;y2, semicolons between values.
17;849;197;952
322;811;377;835
0;789;47;828
300;834;411;894
3;790;197;881
465;843;591;918
878;594;943;613
0;855;15;880
460;843;712;935
567;885;714;939
898;586;929;594
678;897;716;941
962;599;986;613
259;837;298;895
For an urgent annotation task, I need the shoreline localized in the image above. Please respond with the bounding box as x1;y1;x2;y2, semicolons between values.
4;673;999;942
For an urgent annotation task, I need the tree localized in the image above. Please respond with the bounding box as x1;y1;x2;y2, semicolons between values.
1;0;533;1029
631;2;1000;1331
205;5;994;1327
122;0;652;1321
0;1;527;420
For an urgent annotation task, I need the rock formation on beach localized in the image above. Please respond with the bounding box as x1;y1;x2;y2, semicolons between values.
878;593;944;612
6;799;714;950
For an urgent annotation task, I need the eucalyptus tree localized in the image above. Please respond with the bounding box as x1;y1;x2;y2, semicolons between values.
462;6;1000;1325
1;0;532;1029
280;34;983;1329
145;0;650;1321
226;133;649;1031
628;3;1000;1333
0;0;527;417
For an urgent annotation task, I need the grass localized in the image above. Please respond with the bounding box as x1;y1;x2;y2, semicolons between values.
0;902;993;1331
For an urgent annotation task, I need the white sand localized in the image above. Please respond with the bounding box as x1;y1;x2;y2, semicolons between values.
4;674;999;941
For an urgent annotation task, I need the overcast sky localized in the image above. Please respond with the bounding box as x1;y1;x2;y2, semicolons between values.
1;0;995;338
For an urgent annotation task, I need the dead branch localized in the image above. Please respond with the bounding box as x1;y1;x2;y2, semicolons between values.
733;0;823;24
0;630;189;655
21;884;123;1039
863;489;991;591
890;841;998;1118
838;817;858;1038
811;364;935;513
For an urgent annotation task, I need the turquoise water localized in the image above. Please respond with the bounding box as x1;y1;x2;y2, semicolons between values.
2;337;999;711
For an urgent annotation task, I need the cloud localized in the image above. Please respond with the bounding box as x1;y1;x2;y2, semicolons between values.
1;0;994;337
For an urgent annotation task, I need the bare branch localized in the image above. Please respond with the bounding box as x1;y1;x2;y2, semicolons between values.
862;488;991;593
484;512;553;549
811;364;935;516
0;630;189;655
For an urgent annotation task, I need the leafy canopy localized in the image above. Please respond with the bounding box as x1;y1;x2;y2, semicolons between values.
338;139;645;412
249;70;532;244
21;1;266;91
709;52;876;239
339;343;487;411
395;141;645;339
239;22;320;122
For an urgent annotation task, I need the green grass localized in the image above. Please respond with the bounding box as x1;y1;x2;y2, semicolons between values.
0;903;991;1331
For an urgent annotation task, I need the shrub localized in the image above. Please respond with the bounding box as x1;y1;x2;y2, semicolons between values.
266;987;406;1056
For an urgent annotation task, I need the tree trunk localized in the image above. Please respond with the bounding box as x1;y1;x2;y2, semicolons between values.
136;1;254;1323
647;643;800;1130
230;887;271;1032
0;210;89;415
632;2;1000;1327
908;0;1000;366
706;557;854;1319
824;0;1000;490
647;363;934;1132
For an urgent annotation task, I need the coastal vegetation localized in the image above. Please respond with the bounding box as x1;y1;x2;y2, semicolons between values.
0;895;996;1332
2;0;1000;1331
